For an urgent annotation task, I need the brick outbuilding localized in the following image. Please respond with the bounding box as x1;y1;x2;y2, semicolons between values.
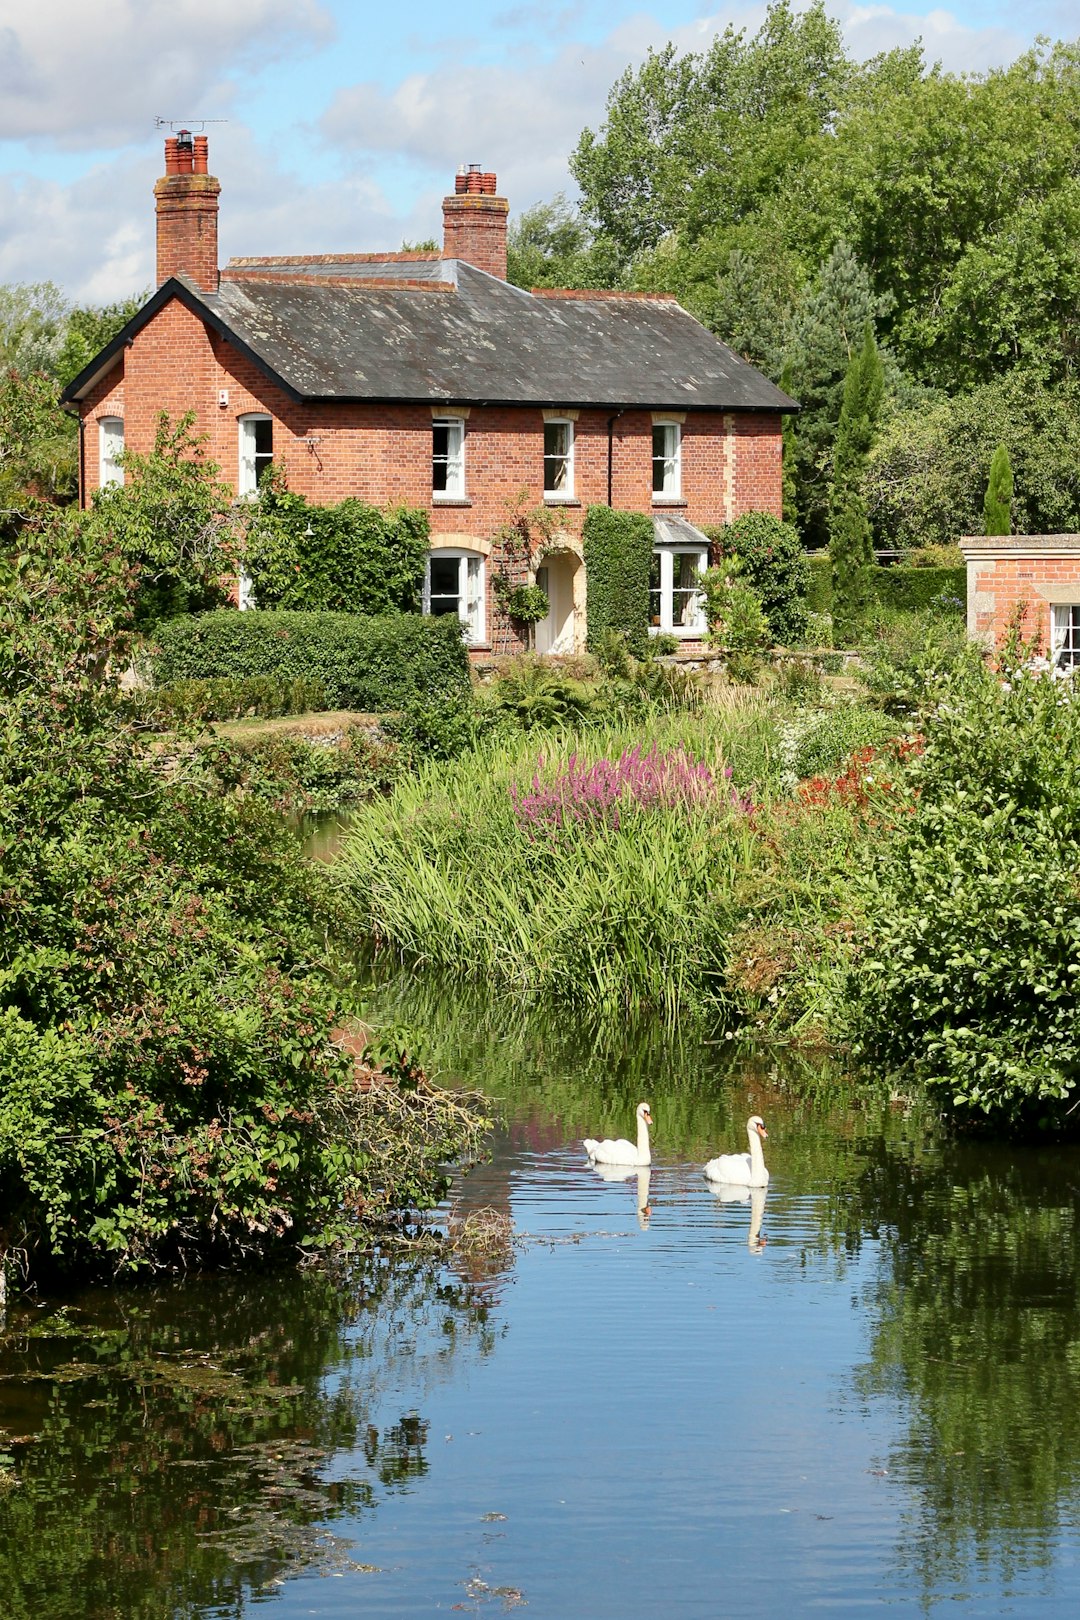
959;535;1080;666
63;135;793;657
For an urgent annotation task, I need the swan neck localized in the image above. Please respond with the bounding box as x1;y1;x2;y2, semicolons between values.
637;1115;651;1163
748;1129;765;1176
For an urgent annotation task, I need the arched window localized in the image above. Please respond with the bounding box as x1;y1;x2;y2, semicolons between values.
423;548;485;644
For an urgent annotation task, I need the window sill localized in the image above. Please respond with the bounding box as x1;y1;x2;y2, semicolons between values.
652;497;687;507
544;495;581;506
432;495;471;506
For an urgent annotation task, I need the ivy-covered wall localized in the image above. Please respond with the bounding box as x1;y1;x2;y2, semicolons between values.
582;506;654;657
245;485;430;615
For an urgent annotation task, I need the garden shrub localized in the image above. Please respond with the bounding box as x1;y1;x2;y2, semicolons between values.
244;480;430;614
788;704;902;780
700;559;769;652
150;610;471;712
198;727;401;813
583;506;654;657
706;512;811;644
843;656;1080;1131
805;554;831;612
872;566;966;615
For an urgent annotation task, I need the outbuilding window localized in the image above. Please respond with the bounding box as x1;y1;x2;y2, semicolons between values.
432;417;465;498
1052;604;1080;669
652;422;682;499
238;414;273;497
99;417;124;487
544;419;574;498
424;548;485;644
649;545;707;636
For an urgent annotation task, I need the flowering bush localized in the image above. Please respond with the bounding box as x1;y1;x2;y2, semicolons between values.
509;744;749;832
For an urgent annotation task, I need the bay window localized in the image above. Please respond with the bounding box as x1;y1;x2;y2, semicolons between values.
649;546;707;636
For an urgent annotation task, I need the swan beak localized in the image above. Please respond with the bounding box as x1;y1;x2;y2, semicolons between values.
757;1124;768;1139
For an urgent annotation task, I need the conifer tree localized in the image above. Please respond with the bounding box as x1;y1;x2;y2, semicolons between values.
829;322;884;646
983;442;1013;535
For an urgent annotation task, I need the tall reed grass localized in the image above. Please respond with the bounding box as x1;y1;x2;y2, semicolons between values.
329;707;869;1022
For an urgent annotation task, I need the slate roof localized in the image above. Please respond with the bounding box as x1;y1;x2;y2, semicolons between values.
62;257;797;414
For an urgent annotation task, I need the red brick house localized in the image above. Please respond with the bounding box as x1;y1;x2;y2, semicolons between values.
63;133;792;656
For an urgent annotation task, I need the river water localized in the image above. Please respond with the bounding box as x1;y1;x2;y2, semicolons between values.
2;984;1080;1618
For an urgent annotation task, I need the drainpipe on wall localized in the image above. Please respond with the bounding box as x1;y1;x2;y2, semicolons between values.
607;408;626;507
77;411;86;510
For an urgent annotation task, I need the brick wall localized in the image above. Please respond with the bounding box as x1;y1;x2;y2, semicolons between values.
966;551;1080;653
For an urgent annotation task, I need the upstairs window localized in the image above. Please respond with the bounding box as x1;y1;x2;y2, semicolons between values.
652;422;682;499
99;417;124;487
432;417;465;499
649;545;707;636
423;548;485;645
544;419;574;498
238;414;273;497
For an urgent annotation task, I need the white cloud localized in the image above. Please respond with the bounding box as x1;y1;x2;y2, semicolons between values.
0;0;333;147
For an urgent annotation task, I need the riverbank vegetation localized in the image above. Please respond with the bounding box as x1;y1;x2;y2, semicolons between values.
0;525;487;1286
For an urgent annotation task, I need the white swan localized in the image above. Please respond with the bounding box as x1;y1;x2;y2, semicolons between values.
583;1102;652;1166
704;1115;769;1187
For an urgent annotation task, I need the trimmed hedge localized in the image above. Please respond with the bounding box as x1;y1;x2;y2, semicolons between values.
583;506;654;657
136;674;328;727
873;566;966;614
804;557;966;617
150;611;471;712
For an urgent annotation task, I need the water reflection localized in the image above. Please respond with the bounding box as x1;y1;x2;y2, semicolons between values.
0;1253;504;1619
589;1162;652;1229
708;1182;768;1251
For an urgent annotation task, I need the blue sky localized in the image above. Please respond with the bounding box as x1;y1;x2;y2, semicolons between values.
0;1;1073;300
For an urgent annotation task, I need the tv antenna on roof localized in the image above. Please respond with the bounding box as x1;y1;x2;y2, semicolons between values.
154;119;227;131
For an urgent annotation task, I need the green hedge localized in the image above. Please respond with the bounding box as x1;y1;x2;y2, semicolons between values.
583;506;654;657
137;674;328;727
804;557;966;617
150;611;471;712
245;486;430;615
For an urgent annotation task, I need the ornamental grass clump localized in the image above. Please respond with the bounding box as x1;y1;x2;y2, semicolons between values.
509;744;747;833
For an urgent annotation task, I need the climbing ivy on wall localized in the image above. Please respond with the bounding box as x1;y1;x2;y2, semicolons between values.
244;477;430;615
582;506;654;657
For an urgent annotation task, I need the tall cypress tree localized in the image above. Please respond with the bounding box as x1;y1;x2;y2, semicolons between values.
983;442;1013;535
829;322;884;647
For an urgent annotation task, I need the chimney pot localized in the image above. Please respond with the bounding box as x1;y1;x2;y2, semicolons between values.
155;134;220;292
442;164;508;279
193;134;209;175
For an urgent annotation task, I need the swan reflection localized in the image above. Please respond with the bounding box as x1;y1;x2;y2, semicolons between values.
708;1181;767;1251
589;1161;652;1229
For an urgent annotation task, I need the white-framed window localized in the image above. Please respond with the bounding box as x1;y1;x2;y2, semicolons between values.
423;548;485;644
544;419;574;498
99;417;124;487
652;422;682;499
649;546;707;636
1051;604;1080;668
432;417;465;499
238;414;273;497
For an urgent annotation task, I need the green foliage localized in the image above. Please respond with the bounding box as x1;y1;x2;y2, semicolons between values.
506;194;627;291
983;442;1014;536
700;560;769;652
788;703;903;779
871;567;966;616
0;367;77;532
244;477;429;615
843;657;1080;1130
82;412;240;627
381;692;479;764
866;372;1080;550
860;610;977;715
709;510;810;644
805;554;832;612
150;609;471;713
0;528;481;1279
198;726;401;813
830;323;884;646
493;580;550;624
138;674;328;726
582;506;654;657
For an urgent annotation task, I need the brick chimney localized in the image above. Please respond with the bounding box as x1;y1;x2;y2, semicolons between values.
442;163;508;280
154;131;220;292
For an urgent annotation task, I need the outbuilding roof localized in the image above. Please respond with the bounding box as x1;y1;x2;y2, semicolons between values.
62;257;797;414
